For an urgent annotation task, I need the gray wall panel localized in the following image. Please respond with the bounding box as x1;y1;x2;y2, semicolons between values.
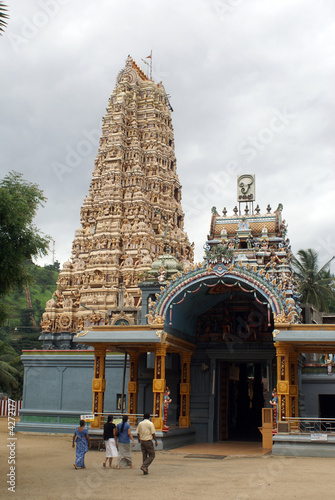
24;366;61;410
61;367;92;411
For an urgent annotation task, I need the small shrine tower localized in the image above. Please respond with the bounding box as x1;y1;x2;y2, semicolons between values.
40;56;193;348
206;173;293;301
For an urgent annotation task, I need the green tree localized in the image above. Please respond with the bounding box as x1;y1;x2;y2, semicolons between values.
0;2;9;34
0;260;59;354
0;341;23;399
323;269;335;313
292;249;335;312
0;172;51;324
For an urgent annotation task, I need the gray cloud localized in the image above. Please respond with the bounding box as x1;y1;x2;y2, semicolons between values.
1;0;334;270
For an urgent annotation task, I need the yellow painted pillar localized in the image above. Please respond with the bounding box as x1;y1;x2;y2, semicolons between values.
288;350;299;420
275;343;299;423
127;351;140;426
152;345;167;431
276;343;289;422
179;352;192;428
91;346;106;429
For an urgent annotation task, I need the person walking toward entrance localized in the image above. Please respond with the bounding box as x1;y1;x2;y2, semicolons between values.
116;415;135;469
136;413;158;475
72;419;90;469
103;415;118;469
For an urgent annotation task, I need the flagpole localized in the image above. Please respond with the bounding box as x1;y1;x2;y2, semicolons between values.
150;50;152;80
141;58;150;78
143;51;153;80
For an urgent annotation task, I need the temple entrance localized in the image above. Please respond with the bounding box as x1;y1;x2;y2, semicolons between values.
193;293;276;442
219;361;269;441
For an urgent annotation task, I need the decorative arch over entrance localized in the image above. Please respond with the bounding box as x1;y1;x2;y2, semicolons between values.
152;262;287;337
144;261;293;441
144;258;304;442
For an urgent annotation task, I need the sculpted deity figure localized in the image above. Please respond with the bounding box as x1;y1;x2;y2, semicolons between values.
53;289;65;307
88;313;102;325
162;387;172;431
158;267;166;282
75;317;85;332
141;253;152;265
72;290;80;308
124;273;132;286
63;298;73;309
45;297;57;309
260;239;269;251
72;243;81;257
110;293;118;308
40;314;52;332
124;292;135;308
148;297;156;311
124;255;133;266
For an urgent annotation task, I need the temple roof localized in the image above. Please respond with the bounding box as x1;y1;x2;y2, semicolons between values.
275;330;335;342
74;326;195;353
76;329;160;344
274;325;335;352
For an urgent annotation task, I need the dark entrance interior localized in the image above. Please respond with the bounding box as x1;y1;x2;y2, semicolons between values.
219;361;268;441
192;285;276;442
319;395;335;418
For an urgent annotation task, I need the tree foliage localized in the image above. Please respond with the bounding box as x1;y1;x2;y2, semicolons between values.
0;171;51;323
0;341;23;399
292;249;335;312
0;2;9;35
0;261;59;354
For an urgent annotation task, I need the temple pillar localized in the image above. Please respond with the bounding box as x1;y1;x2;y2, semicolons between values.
91;346;106;429
127;351;140;425
275;343;299;422
179;352;192;428
152;345;167;431
288;350;299;420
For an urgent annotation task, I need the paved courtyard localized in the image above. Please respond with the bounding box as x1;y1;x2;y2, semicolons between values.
1;418;334;500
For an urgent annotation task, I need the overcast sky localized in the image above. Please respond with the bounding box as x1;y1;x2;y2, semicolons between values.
1;0;334;271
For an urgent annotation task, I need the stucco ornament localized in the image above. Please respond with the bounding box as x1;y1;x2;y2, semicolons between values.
146;312;165;326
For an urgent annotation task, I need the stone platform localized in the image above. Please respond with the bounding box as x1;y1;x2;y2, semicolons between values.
273;433;335;457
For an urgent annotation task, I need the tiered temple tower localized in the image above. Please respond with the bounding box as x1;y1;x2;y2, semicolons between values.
40;56;193;349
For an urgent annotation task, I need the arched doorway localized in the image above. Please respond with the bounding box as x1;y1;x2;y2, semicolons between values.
153;263;282;442
196;292;275;441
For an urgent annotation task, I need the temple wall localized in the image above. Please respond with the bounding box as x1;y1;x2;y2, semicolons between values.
17;352;128;432
301;374;335;417
17;351;184;433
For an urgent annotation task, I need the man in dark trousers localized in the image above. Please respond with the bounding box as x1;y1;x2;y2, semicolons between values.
136;413;158;474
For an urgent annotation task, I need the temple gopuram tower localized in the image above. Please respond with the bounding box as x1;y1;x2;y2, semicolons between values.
40;56;193;349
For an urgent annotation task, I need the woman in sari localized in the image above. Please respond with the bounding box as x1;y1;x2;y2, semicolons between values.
116;415;135;469
72;419;90;469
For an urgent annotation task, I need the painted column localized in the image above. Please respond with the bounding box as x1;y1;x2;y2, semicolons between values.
179;353;192;428
275;343;299;422
127;351;140;425
152;344;167;431
276;344;289;422
288;350;299;421
91;346;106;429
